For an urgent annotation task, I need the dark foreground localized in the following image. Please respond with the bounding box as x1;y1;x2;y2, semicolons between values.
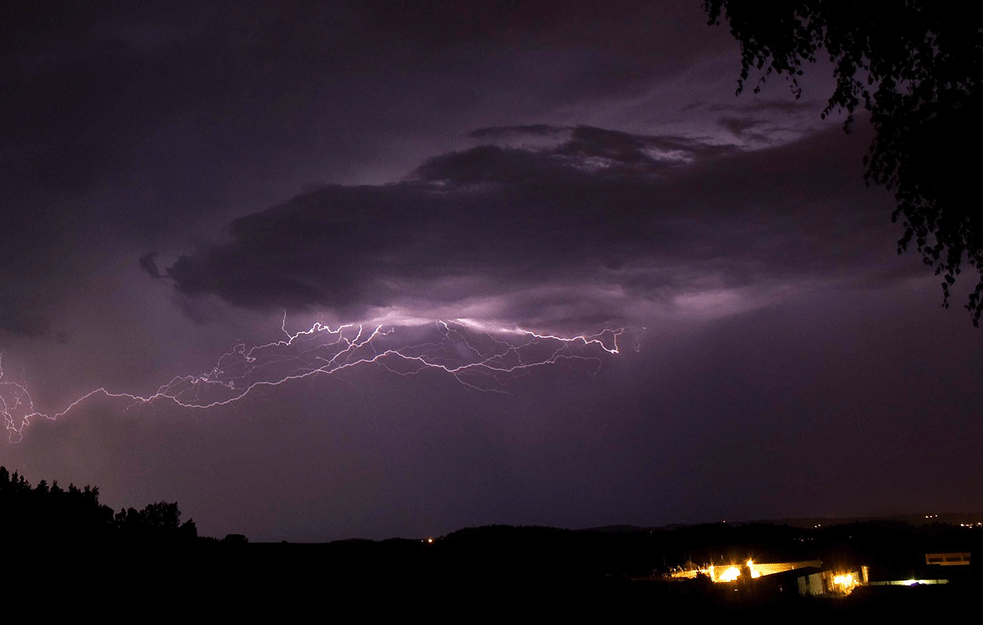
17;522;981;619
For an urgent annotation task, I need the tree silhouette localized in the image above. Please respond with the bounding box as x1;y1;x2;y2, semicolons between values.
116;501;198;541
704;2;983;324
0;465;197;545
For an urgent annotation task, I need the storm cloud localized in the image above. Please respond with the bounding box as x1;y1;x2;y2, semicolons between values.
166;123;902;328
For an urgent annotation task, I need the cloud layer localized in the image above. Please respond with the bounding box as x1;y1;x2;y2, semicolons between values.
165;123;904;329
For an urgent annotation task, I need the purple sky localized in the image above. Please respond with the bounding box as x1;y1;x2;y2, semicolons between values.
2;1;981;542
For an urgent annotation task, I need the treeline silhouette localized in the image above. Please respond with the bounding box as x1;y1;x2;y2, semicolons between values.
0;465;196;544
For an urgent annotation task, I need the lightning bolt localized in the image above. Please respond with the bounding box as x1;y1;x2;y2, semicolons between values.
0;318;627;442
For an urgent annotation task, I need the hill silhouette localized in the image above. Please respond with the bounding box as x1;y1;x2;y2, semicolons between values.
4;465;979;617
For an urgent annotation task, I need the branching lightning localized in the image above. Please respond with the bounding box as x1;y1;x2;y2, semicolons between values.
0;318;627;442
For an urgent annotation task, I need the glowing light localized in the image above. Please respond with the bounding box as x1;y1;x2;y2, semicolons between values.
897;578;946;586
832;572;860;595
0;318;626;442
717;566;741;582
746;559;760;579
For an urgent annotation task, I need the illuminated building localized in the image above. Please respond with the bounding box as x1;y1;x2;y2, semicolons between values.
797;567;869;596
925;552;971;566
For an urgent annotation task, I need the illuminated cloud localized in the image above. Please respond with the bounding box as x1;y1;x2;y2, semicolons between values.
165;123;904;329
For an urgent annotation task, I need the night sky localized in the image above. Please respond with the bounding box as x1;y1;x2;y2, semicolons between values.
2;1;981;542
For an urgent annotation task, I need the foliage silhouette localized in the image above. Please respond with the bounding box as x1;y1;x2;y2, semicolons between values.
0;465;196;544
704;1;983;324
116;500;198;541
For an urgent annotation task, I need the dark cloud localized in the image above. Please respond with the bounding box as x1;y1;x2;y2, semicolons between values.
138;252;162;278
681;97;828;146
718;115;763;138
469;125;562;139
0;1;719;197
0;305;50;338
692;98;816;115
165;122;903;326
0;1;734;314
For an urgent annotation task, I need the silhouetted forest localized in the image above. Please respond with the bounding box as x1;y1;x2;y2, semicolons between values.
0;465;197;544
